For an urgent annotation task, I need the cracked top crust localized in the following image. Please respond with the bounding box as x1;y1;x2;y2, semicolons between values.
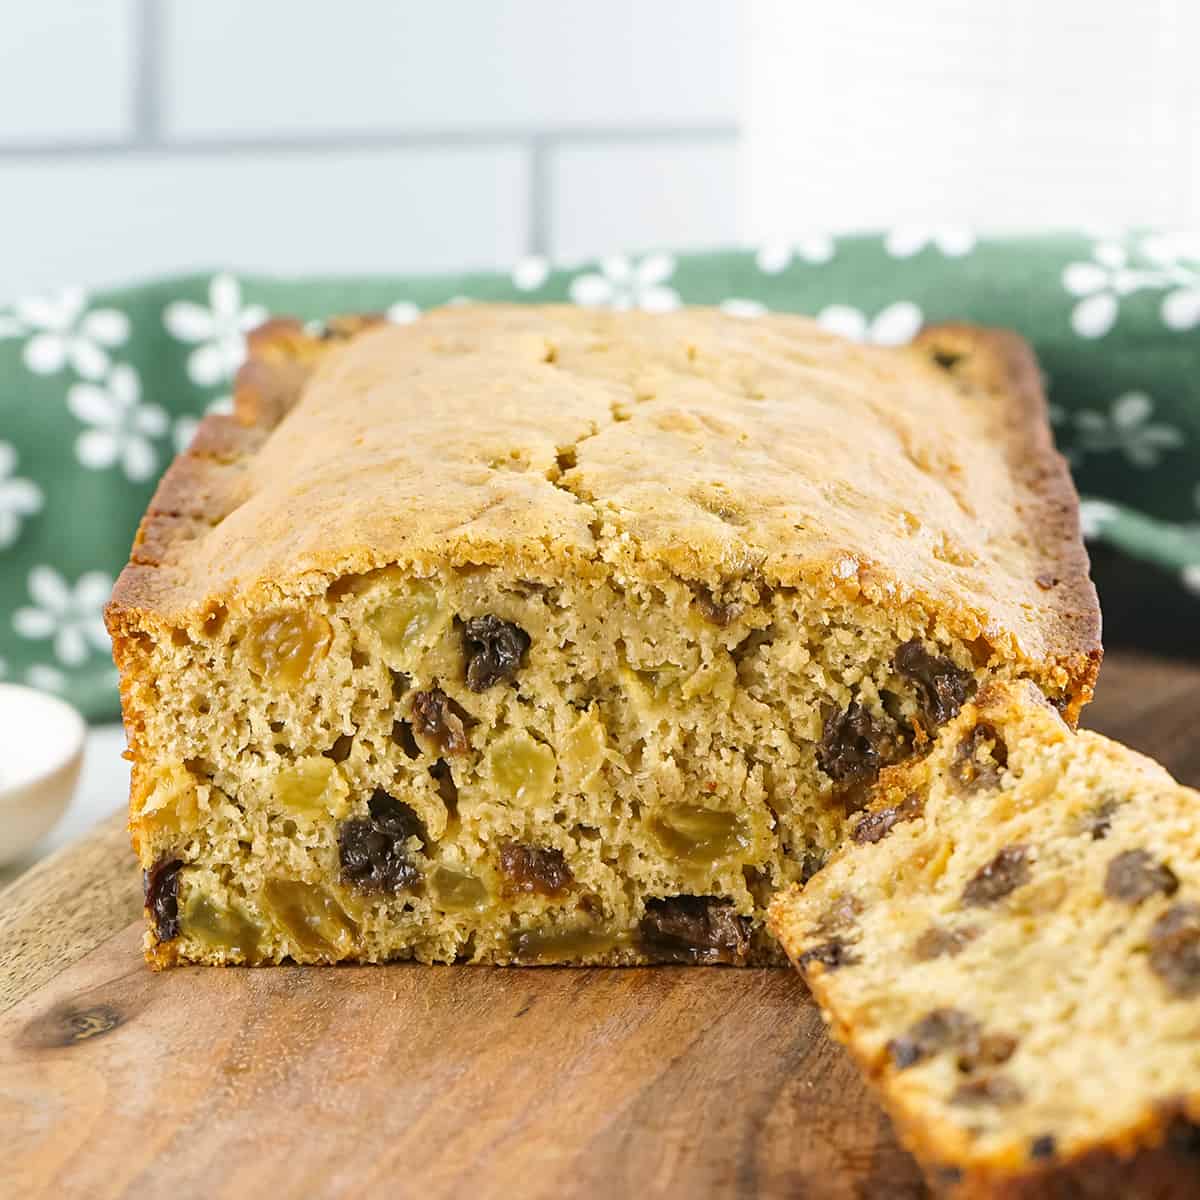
108;305;1100;697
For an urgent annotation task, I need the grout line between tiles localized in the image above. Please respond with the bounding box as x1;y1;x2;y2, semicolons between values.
0;126;739;163
131;0;164;144
528;136;551;257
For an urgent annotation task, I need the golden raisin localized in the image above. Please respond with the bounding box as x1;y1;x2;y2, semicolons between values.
489;731;556;805
681;656;736;703
649;805;750;865
369;579;446;661
510;927;622;963
619;662;686;721
135;761;200;834
183;892;265;961
430;866;489;912
260;879;358;957
561;707;608;786
245;610;332;687
272;757;349;819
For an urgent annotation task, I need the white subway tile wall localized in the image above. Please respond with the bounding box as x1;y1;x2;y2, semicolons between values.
6;3;1196;303
0;0;741;302
0;147;531;290
165;0;739;135
741;0;1200;238
550;139;739;263
0;1;136;144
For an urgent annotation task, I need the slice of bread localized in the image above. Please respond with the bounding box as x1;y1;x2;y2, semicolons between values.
770;681;1200;1197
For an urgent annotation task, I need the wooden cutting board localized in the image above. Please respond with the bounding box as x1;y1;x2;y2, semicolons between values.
2;650;1199;1200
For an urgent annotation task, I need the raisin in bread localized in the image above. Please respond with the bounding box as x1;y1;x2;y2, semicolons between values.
769;680;1200;1198
107;306;1099;968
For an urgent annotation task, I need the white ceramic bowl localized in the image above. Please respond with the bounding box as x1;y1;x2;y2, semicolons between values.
0;683;85;865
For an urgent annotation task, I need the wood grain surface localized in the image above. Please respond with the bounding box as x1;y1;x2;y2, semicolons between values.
1;649;1198;1200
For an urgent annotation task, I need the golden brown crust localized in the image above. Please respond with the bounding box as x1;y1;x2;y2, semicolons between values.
233;314;385;429
910;324;1100;723
802;997;1200;1197
107;308;1099;706
924;1109;1200;1198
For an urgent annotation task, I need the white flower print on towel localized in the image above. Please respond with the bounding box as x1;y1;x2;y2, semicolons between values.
68;365;168;482
8;288;129;379
0;441;43;549
817;301;923;346
164;273;269;388
13;566;113;666
569;254;680;312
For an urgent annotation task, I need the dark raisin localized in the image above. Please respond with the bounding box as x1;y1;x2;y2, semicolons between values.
913;923;979;961
1148;903;1200;998
817;702;895;786
962;845;1032;906
1035;573;1060;590
888;1008;980;1070
1167;1118;1200;1156
1104;849;1179;905
498;843;573;897
324;733;354;763
693;585;742;627
369;788;426;841
798;848;829;882
950;723;1008;792
429;760;458;816
411;688;469;755
1030;1135;1057;1160
840;782;878;820
811;894;862;937
461;614;530;691
798;937;859;972
338;789;425;893
638;895;751;965
951;1076;1024;1107
853;792;924;844
1081;797;1121;840
338;822;414;891
894;639;974;727
838;781;877;817
391;720;421;760
957;1031;1018;1073
144;858;183;942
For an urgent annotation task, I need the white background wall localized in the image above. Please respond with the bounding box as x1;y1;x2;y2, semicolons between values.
0;2;1197;299
742;0;1200;241
0;0;738;300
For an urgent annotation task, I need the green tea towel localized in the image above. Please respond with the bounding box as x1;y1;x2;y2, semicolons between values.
1;232;1197;721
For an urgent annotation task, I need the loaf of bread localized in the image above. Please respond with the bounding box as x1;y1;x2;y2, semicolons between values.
107;306;1099;967
769;681;1200;1198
